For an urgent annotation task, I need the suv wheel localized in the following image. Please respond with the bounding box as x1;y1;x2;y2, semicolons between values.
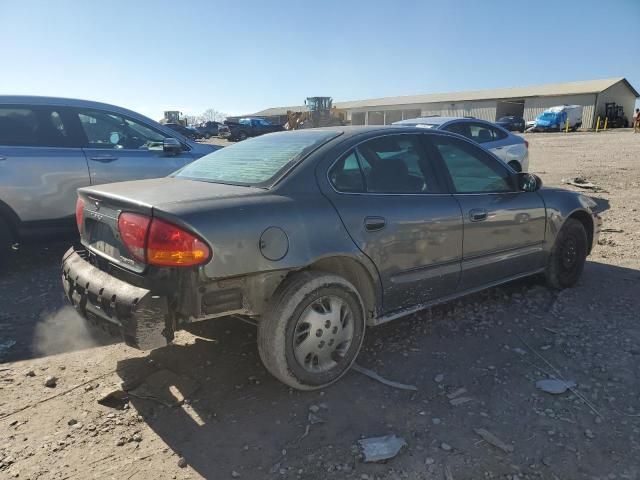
238;131;248;141
0;217;14;268
258;271;366;390
545;218;588;289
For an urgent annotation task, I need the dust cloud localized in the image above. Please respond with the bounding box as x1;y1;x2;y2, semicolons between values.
32;306;114;357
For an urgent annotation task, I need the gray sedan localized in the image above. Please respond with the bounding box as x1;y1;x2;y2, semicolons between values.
394;116;529;172
62;126;600;390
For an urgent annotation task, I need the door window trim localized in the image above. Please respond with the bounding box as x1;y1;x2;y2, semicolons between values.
423;132;519;195
326;132;448;196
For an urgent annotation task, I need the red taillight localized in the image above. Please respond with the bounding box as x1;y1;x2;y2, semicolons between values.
147;218;211;266
76;198;85;234
524;140;529;149
117;212;210;267
118;213;151;262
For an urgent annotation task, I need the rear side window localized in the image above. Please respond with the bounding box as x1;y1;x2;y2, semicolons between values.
444;122;507;143
431;136;514;193
0;107;72;147
329;135;442;194
329;151;365;192
359;135;439;193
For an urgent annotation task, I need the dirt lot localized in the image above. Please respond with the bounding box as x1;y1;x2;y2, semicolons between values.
1;130;640;480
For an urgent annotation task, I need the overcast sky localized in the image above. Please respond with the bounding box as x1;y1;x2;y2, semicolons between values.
2;0;639;120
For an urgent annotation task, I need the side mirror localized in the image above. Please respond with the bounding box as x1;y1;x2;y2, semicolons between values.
163;137;182;154
518;172;542;192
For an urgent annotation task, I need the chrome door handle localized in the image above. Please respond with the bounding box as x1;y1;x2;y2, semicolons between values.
364;216;386;232
493;146;503;150
469;209;488;222
90;155;118;163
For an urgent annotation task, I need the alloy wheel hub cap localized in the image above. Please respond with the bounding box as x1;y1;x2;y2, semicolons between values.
293;296;354;373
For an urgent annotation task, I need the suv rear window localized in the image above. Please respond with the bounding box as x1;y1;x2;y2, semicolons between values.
175;130;340;186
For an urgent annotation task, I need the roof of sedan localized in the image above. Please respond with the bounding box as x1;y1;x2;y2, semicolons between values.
288;125;446;136
393;116;478;125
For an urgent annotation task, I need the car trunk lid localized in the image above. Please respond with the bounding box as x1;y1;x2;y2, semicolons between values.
77;177;265;272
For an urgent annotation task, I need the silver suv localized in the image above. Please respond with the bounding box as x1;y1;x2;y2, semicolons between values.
0;96;220;264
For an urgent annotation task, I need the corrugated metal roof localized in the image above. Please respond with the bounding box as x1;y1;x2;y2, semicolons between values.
251;105;306;116
250;78;638;115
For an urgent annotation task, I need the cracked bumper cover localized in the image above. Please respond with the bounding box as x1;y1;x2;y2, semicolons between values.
61;247;170;350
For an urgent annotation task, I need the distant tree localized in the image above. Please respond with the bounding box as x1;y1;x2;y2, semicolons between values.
201;108;227;123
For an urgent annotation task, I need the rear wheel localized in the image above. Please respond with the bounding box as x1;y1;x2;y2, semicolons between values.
545;218;588;289
258;271;366;390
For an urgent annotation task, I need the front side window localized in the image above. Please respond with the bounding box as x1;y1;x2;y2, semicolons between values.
175;130;340;186
77;110;166;150
0;107;71;147
431;136;514;194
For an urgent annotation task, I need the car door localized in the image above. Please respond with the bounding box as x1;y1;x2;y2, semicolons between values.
322;133;463;313
73;109;194;186
0;104;90;224
427;134;546;291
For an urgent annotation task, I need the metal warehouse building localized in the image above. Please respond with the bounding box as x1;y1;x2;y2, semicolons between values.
251;77;638;128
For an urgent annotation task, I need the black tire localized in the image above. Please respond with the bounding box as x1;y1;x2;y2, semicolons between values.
545;218;588;289
258;271;366;390
204;133;211;139
238;131;248;141
0;216;14;269
508;160;522;173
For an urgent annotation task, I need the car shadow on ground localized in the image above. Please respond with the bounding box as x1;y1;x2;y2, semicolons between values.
114;261;640;478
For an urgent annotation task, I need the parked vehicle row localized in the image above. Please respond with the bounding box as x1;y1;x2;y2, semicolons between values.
218;117;284;141
63;126;600;390
164;122;201;140
394;116;529;172
0;96;221;264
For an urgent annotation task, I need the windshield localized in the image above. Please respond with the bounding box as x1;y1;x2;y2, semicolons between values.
174;130;340;186
539;112;557;120
498;117;513;122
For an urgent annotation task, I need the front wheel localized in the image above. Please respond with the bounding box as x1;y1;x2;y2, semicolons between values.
0;217;14;269
545;218;588;289
238;131;248;141
258;272;366;390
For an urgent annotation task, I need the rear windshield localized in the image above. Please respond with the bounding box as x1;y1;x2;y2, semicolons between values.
174;130;340;186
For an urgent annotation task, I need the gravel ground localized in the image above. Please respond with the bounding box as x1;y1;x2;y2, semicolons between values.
1;130;639;480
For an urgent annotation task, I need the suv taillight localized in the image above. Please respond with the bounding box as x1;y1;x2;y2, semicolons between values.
524;140;529;149
76;198;85;234
117;213;211;267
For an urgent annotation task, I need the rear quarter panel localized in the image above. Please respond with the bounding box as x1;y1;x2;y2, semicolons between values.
157;191;379;282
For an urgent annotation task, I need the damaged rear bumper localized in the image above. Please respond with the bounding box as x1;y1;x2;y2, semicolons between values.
61;247;170;350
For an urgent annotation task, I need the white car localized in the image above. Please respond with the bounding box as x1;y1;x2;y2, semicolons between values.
394;116;529;172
